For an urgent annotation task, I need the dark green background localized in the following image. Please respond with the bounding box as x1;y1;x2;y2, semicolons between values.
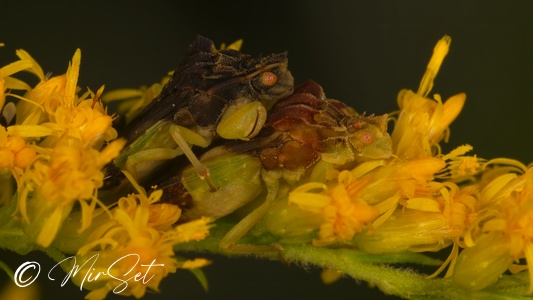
1;1;532;299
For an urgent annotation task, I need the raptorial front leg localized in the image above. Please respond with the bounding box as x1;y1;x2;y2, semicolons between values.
216;101;267;141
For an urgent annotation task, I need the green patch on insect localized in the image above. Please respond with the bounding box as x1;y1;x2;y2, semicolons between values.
169;151;264;221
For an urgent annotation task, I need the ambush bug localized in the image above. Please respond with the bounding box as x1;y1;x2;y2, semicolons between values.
153;80;393;253
105;35;294;191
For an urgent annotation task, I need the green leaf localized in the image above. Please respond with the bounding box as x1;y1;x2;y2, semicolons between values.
0;260;14;281
188;267;209;292
0;193;37;255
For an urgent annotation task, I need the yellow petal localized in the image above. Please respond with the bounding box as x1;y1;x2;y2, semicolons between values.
7;124;55;137
400;157;446;179
64;49;81;105
350;160;386;179
441;93;466;125
181;258;211;269
481;173;518;203
288;192;331;212
4;77;32;91
405;197;441;212
0;77;4;109
0;59;33;77
101;88;144;103
15;49;45;81
35;204;74;247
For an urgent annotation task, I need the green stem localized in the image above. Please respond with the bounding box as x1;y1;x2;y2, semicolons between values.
281;244;453;299
177;219;530;299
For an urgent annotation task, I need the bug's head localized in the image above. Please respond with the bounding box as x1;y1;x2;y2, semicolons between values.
347;114;393;161
249;52;294;110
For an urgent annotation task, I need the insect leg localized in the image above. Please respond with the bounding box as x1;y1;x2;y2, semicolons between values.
169;124;218;192
217;101;267;140
125;148;182;179
219;169;283;253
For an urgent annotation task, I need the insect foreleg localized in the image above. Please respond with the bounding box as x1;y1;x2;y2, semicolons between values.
217;101;267;140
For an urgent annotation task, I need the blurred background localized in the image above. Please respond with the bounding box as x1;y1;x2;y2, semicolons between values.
0;1;532;299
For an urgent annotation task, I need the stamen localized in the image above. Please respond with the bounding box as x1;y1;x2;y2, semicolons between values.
417;35;451;97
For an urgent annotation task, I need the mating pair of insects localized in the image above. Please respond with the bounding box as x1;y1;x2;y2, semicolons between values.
105;35;393;253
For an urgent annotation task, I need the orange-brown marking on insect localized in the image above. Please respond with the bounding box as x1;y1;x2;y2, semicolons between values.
261;71;278;87
359;131;374;145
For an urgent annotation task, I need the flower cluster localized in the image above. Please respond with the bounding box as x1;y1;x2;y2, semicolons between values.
59;177;211;300
1;48;124;247
0;45;212;299
281;35;533;291
1;34;532;299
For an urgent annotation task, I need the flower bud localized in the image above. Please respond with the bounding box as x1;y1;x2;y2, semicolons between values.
452;232;514;291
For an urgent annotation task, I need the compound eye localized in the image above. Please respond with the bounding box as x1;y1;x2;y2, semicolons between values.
359;131;374;145
260;71;278;87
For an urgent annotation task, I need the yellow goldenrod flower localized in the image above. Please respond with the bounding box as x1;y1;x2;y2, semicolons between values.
68;185;211;300
52;176;180;255
13;49;117;147
289;163;384;246
347;160;459;253
0;48;45;143
391;36;466;159
3;32;531;299
0;48;45;107
353;162;478;280
18;139;125;247
453;166;533;292
286;153;451;247
438;183;478;243
115;187;181;231
317;180;380;246
290;180;379;247
16;75;68;125
0;124;36;206
437;144;486;180
355;182;474;257
0;126;36;171
391;90;466;158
